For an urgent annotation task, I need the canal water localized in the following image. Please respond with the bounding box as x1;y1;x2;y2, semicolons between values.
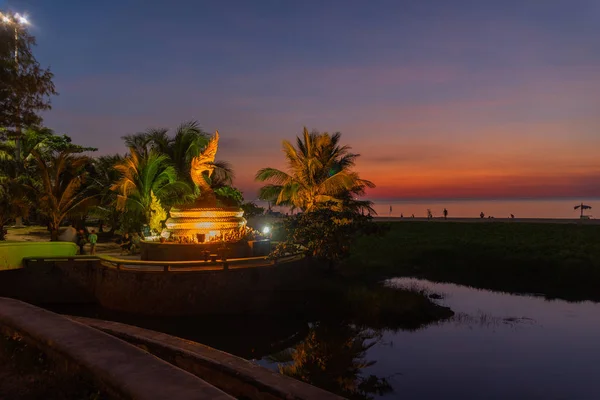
49;278;600;400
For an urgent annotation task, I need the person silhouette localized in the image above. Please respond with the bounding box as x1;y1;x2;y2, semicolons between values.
480;212;485;219
443;208;448;220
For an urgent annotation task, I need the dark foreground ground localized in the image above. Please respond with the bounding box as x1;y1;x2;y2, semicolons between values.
0;334;105;400
345;221;600;302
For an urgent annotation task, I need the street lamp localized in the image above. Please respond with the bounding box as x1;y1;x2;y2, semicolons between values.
0;11;30;163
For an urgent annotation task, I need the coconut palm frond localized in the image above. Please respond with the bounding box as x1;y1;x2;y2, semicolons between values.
256;129;374;212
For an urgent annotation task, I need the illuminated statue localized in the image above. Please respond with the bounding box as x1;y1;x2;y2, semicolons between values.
164;130;247;242
190;131;219;204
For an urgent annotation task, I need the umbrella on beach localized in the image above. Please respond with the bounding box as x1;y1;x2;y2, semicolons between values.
574;203;592;218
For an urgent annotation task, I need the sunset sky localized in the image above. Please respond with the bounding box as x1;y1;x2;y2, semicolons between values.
6;0;600;200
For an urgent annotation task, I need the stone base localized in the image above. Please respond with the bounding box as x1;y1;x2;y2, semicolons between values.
140;240;271;261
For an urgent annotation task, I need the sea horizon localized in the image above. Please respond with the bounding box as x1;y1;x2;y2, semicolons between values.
254;197;599;219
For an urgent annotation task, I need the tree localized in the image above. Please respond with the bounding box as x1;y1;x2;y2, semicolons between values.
122;121;234;194
25;150;97;241
0;157;28;240
111;149;191;227
271;205;385;269
0;19;57;136
270;322;392;400
0;127;97;227
256;128;375;212
214;186;244;207
241;201;265;219
88;154;123;234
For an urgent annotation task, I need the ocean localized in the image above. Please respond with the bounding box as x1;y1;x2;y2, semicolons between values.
255;198;598;219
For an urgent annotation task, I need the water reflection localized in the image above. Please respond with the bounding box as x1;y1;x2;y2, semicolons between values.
371;278;600;399
450;312;536;330
268;321;392;400
46;278;600;399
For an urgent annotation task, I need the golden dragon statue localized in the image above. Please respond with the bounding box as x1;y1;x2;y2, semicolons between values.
190;130;219;204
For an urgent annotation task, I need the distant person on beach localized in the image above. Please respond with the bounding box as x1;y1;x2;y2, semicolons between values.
88;230;98;255
411;214;415;218
443;208;448;219
427;209;433;219
480;212;485;219
510;214;515;219
400;213;403;218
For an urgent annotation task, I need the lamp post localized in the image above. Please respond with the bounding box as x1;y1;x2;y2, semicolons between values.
0;11;29;164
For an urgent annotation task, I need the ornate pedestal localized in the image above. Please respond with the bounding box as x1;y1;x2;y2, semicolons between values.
165;206;247;242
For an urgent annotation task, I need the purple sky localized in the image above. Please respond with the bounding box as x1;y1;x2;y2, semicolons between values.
5;0;600;199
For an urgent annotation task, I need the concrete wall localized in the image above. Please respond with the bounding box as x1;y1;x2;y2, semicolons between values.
140;239;271;261
56;257;316;316
0;297;234;399
0;256;317;316
0;258;96;305
74;316;343;400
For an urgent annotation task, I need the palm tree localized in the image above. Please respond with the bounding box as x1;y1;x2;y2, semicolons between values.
0;127;54;227
0;127;96;228
25;149;97;241
123;121;234;194
111;149;191;227
121;132;151;159
0;157;29;240
269;322;391;400
256;128;375;212
89;154;123;234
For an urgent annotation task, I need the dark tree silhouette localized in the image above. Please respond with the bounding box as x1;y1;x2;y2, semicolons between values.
0;18;57;136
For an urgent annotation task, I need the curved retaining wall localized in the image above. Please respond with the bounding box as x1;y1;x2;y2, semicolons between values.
0;242;77;270
0;257;96;305
73;316;343;400
0;297;234;399
54;257;315;316
140;239;271;261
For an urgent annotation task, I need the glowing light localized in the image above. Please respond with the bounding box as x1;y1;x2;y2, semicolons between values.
207;230;219;241
262;226;270;234
1;12;29;25
164;206;247;243
16;14;29;25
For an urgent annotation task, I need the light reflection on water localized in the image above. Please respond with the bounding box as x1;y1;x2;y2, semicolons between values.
47;278;600;399
367;278;600;399
257;278;600;399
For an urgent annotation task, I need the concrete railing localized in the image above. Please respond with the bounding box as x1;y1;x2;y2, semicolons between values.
73;316;344;400
0;297;234;399
22;254;303;272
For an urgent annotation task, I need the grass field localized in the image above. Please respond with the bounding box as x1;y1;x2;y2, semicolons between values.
344;221;600;302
